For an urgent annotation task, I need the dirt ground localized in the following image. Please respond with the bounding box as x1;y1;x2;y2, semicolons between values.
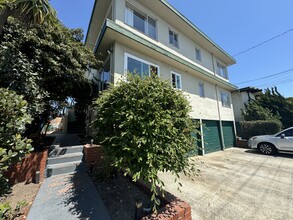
90;172;161;220
1;182;41;219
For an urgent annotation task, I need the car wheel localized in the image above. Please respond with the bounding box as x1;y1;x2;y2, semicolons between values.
258;143;276;155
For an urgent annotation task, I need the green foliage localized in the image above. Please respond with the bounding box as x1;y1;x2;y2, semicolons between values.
0;200;28;219
0;88;33;196
238;120;282;139
0;18;100;135
0;0;57;35
92;75;198;210
242;87;293;128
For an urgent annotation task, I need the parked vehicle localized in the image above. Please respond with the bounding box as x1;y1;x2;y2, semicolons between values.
248;127;293;154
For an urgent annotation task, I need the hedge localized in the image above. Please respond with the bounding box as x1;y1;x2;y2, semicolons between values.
238;120;282;140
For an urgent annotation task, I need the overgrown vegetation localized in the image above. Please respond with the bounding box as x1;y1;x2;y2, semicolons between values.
0;18;100;139
93;75;198;211
238;120;282;139
242;87;293;128
0;88;33;196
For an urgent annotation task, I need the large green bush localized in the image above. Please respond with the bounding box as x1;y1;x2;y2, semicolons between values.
0;88;33;196
93;75;198;209
239;120;282;139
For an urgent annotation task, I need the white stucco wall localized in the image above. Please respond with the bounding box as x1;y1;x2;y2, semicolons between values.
113;0;225;76
113;42;235;121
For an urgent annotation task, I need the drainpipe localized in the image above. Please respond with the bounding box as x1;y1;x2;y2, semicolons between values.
215;85;225;150
199;118;205;155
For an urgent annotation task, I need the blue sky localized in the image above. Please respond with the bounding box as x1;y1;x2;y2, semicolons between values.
50;0;293;97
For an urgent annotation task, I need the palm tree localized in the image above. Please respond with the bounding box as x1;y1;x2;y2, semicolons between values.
0;0;56;35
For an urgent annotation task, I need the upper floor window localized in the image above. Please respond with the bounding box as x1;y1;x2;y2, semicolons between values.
125;5;157;40
169;30;179;48
199;83;205;97
216;62;228;79
195;47;201;62
125;53;159;77
220;91;231;108
171;72;182;89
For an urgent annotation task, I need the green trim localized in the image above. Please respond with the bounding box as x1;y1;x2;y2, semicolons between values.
85;0;98;44
160;0;236;65
103;20;237;90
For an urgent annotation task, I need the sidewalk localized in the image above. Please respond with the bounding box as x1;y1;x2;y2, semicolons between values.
27;134;111;220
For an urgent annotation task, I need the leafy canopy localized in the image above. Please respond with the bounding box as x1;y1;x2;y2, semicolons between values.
242;87;293;128
93;75;198;209
0;18;99;135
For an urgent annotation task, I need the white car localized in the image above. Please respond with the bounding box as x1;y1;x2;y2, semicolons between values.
248;127;293;155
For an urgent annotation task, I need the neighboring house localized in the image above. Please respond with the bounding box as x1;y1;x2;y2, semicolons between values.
85;0;238;154
231;87;262;122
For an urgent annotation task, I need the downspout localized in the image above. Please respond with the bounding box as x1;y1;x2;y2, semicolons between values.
215;85;225;150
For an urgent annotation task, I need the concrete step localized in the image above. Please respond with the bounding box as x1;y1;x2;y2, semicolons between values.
49;145;83;158
46;161;87;177
47;152;83;165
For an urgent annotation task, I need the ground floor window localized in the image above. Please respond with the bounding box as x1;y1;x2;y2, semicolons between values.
125;53;159;77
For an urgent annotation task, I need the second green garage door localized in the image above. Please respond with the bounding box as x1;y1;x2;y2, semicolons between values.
202;120;222;154
222;121;235;148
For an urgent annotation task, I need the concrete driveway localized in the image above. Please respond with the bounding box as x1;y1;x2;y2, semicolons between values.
159;148;293;220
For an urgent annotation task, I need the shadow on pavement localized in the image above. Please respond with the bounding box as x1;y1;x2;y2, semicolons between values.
61;162;110;220
245;149;293;159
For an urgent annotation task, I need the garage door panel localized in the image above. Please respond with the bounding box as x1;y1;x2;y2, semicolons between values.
203;120;222;154
222;121;235;148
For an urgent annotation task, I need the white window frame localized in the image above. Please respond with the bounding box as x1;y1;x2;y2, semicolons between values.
199;82;205;98
169;29;179;48
220;91;231;108
125;4;157;40
171;71;182;89
195;46;202;62
124;53;160;77
216;61;228;79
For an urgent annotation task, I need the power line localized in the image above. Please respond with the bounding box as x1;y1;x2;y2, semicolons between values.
256;78;293;88
234;68;293;85
232;28;293;57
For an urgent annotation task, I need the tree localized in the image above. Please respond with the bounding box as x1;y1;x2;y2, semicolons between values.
0;88;33;196
92;75;198;210
0;0;56;35
0;18;100;137
243;87;293;128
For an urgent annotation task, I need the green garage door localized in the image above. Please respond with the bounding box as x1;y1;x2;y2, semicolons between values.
202;120;222;154
222;121;235;148
188;119;202;156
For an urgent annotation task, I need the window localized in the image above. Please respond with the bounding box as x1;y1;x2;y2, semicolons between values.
125;5;157;40
125;53;159;78
195;47;201;62
216;62;228;79
277;129;293;137
171;72;182;89
199;83;205;97
169;30;179;48
221;91;230;107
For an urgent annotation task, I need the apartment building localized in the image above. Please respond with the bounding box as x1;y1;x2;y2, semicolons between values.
85;0;237;154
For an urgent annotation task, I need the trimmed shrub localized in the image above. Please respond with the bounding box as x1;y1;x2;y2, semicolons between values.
0;88;33;196
92;75;198;210
239;120;282;139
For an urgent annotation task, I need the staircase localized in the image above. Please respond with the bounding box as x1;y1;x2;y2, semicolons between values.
46;135;87;177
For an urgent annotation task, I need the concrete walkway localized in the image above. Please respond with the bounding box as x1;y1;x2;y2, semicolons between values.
27;134;111;220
